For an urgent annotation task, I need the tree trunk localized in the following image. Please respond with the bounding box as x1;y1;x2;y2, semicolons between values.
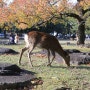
77;21;85;45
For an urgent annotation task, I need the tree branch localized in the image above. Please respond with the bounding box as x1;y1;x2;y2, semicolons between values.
31;15;55;29
60;12;83;22
15;20;28;25
83;7;90;14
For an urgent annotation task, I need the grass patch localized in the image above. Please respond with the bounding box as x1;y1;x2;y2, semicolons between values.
0;40;90;90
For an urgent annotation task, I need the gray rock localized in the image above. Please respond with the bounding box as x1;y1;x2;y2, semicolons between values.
0;48;19;54
0;63;36;89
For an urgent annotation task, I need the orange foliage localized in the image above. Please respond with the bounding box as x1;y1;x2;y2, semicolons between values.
78;0;90;9
0;0;90;28
0;1;9;23
9;0;67;24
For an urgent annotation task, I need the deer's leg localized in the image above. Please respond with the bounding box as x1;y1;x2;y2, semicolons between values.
28;45;35;67
47;50;51;66
49;51;55;65
19;47;28;65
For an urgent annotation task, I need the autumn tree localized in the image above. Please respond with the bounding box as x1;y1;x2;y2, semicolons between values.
0;0;9;37
9;0;65;29
1;0;90;45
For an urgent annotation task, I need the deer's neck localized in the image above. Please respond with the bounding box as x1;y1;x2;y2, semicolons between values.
56;45;66;58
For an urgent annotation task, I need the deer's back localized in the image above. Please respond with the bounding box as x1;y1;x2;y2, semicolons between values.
25;31;61;50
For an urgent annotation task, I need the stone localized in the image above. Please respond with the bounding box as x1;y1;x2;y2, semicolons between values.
0;63;36;89
64;49;81;54
70;53;90;65
0;48;19;54
78;55;90;65
0;63;22;75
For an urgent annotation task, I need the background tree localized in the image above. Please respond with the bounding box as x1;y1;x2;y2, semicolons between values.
61;0;90;45
0;0;90;44
0;0;9;38
9;0;66;29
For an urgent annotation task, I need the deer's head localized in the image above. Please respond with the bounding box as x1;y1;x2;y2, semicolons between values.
64;51;70;67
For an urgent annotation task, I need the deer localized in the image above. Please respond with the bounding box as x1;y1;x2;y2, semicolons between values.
19;31;70;67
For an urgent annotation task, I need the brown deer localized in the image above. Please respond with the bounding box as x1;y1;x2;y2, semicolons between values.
19;31;70;67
